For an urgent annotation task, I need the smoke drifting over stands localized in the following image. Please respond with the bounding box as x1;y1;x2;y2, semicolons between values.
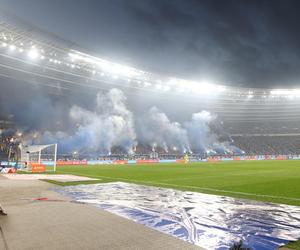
5;85;232;155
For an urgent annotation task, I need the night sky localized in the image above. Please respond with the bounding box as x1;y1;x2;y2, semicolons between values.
1;0;300;88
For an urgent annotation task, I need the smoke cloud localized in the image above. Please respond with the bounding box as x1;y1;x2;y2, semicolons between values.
185;111;217;153
4;85;239;155
137;106;190;153
69;88;137;154
25;88;137;154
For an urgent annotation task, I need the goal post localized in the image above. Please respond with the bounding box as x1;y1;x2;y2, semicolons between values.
20;143;58;172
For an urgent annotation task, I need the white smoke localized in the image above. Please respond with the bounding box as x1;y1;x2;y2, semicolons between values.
185;111;217;152
138;107;190;153
26;88;137;154
138;108;232;154
23;88;240;155
69;88;136;154
70;89;136;153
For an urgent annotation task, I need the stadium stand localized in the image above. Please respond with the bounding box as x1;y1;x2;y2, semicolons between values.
226;121;300;135
232;135;300;155
0;118;17;163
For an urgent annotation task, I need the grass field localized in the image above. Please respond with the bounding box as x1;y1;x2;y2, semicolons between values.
55;160;300;206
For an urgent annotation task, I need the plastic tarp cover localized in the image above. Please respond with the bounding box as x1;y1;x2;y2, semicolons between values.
57;182;300;250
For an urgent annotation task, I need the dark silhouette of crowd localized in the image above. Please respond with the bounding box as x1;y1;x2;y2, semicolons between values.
232;135;300;155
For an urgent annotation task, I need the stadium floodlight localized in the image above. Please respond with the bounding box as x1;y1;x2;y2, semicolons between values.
9;44;16;51
71;52;85;62
60;49;232;97
165;78;226;96
112;64;138;77
27;49;40;59
69;51;142;78
98;60;138;78
188;81;224;95
9;19;300;100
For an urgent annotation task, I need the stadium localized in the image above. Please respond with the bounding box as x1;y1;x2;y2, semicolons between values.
0;2;300;250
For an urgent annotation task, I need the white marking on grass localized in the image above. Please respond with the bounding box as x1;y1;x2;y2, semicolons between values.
159;170;290;182
59;171;300;202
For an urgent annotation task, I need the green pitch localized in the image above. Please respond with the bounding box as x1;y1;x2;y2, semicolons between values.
55;160;300;206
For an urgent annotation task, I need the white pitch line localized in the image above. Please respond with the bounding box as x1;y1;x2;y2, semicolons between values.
59;171;300;202
146;182;300;202
159;170;291;182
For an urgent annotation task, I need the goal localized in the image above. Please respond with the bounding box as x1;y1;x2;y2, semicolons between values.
20;144;57;172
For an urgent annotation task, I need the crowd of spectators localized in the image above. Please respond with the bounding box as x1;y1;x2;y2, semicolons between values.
43;135;300;160
0;136;11;161
225;121;300;135
232;135;300;155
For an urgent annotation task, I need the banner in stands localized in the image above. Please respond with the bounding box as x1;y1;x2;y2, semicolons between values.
127;160;137;164
87;160;113;165
113;160;128;164
136;159;159;164
56;160;88;166
159;159;177;163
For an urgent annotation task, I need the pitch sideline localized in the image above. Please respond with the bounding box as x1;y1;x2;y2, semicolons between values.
57;170;300;202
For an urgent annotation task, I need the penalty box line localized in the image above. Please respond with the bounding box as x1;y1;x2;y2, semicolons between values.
59;171;300;202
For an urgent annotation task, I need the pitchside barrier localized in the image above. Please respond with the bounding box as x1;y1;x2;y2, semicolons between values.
30;163;46;173
4;154;300;168
45;155;298;166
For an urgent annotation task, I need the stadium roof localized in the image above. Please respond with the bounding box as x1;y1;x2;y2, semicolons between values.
1;17;300;123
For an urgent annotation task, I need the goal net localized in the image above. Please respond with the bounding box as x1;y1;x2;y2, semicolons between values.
20;144;57;172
